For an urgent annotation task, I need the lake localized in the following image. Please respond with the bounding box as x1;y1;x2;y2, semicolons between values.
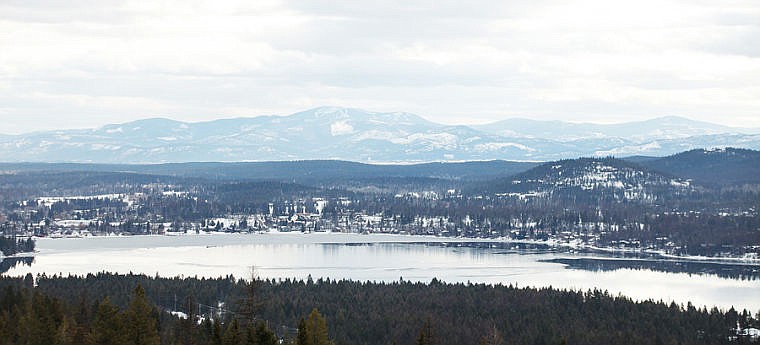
3;232;759;312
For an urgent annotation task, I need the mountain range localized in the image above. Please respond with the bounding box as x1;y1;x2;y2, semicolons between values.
1;107;758;163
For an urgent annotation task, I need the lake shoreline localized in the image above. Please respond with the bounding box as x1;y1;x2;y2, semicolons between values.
24;230;760;264
2;231;759;311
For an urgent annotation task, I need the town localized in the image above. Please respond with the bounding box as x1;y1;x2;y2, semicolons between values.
1;177;757;260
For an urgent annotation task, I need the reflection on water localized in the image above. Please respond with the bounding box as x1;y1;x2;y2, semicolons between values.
325;241;554;253
2;234;759;311
0;257;34;274
326;241;760;280
543;258;760;281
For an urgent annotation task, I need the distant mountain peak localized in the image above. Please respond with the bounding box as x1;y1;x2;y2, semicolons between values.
309;106;355;118
292;106;433;127
101;117;184;128
0;108;758;163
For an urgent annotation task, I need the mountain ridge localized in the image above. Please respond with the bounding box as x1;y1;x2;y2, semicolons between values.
3;148;757;186
637;147;760;186
6;107;757;138
1;107;758;163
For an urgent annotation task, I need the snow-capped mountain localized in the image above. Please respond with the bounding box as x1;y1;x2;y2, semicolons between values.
1;107;758;163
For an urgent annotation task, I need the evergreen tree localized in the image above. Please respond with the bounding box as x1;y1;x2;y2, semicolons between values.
19;292;57;345
239;270;263;326
480;325;504;345
222;318;243;345
72;297;93;343
124;285;160;345
246;321;278;345
177;295;198;345
296;318;308;345
415;318;435;345
304;308;331;345
54;317;74;345
211;318;223;345
87;297;127;345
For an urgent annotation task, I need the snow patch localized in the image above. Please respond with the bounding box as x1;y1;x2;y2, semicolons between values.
37;194;126;207
90;144;122;151
391;133;458;150
170;311;188;319
353;130;403;141
474;142;535;152
330;120;355;136
594;141;662;156
55;219;96;227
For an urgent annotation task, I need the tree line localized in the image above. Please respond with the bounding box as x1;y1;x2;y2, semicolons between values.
0;236;34;256
1;272;758;345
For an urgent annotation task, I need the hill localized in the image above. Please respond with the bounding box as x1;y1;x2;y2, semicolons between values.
0;160;538;183
475;157;693;204
637;147;760;186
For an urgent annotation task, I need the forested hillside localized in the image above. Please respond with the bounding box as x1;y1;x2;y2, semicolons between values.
638;148;760;186
0;273;757;345
0;160;538;184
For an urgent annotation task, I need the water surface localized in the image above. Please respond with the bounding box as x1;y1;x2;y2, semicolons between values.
3;233;759;311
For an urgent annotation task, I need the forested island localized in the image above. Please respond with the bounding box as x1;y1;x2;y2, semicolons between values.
1;272;758;345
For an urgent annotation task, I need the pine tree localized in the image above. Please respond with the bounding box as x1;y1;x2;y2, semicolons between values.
480;325;504;345
304;308;331;345
178;295;197;345
54;317;74;345
124;285;160;345
239;268;263;327
20;292;66;345
415;318;435;345
72;297;93;343
222;318;243;345
87;297;128;345
212;318;223;345
246;321;278;345
296;318;308;345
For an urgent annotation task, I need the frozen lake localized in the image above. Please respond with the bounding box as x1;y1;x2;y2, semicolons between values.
3;232;759;311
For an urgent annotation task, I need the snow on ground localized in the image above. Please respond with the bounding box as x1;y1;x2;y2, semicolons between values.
54;219;96;227
170;311;188;319
474;142;535;152
37;194;126;207
330;120;354;136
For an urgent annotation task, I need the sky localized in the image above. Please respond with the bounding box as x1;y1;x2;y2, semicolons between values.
1;0;759;134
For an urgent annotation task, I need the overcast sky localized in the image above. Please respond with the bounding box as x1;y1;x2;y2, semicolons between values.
1;0;759;134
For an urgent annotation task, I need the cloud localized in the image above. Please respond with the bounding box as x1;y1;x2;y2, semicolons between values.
0;0;759;133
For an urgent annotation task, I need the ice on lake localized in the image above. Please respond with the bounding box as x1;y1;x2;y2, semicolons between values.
4;232;759;312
